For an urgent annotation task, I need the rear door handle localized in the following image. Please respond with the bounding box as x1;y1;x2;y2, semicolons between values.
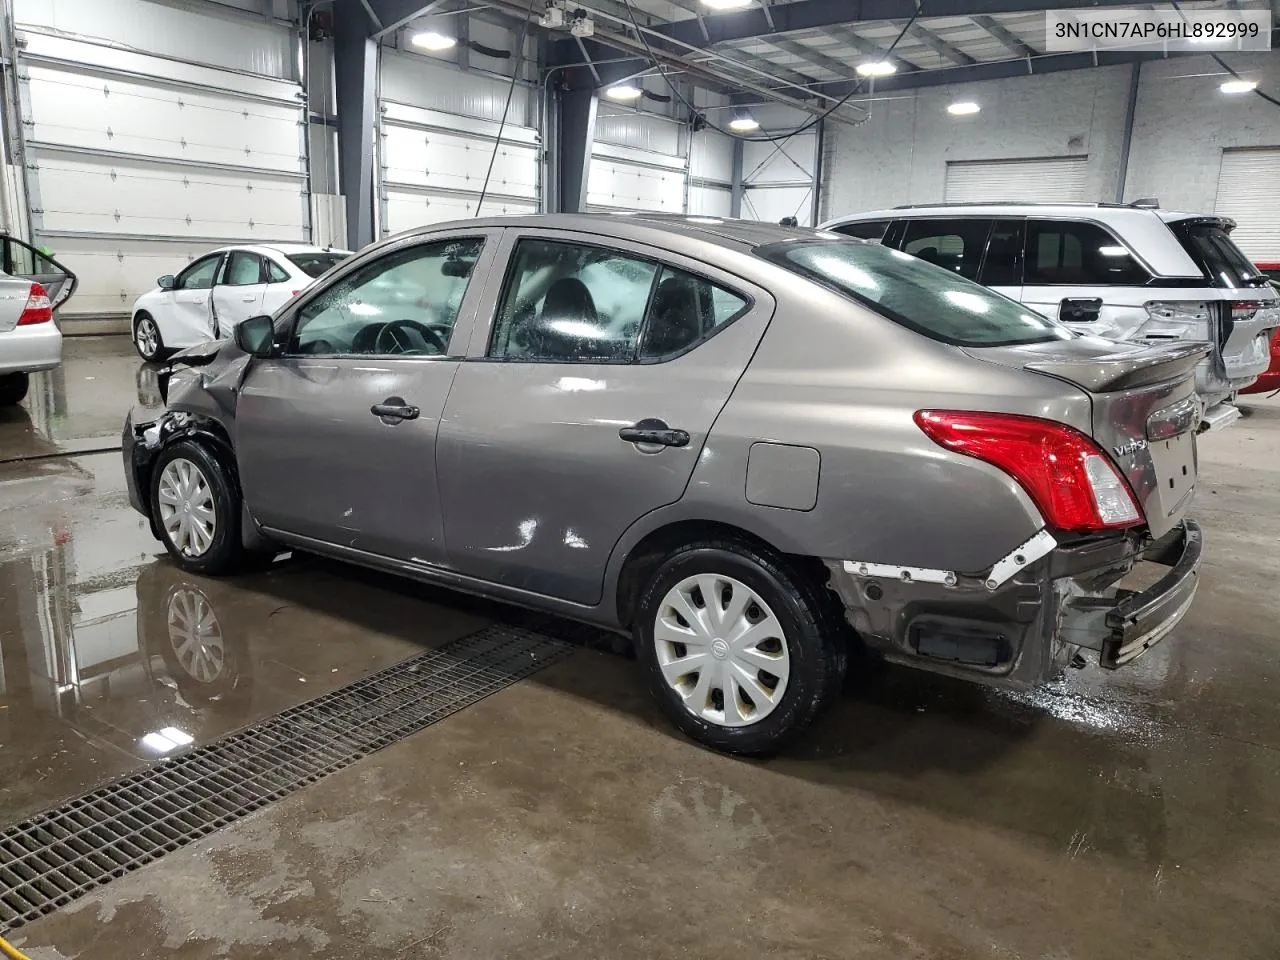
371;396;420;423
619;418;689;448
241;295;256;302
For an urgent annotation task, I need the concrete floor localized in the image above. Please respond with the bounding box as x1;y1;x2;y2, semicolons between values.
2;337;1280;959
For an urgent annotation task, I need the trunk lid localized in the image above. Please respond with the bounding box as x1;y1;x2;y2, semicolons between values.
966;337;1209;539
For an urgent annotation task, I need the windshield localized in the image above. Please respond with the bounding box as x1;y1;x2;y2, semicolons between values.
288;252;349;278
1169;220;1269;289
758;239;1073;347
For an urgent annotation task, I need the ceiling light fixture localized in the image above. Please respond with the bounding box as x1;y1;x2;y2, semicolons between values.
702;0;751;9
605;83;643;101
947;101;980;116
1220;79;1258;94
856;61;896;78
411;30;457;52
728;114;760;132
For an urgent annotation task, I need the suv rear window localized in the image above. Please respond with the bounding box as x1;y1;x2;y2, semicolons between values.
759;239;1072;347
1169;219;1270;289
288;252;349;278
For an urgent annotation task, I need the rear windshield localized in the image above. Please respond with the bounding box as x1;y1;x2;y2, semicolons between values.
1169;220;1269;289
758;239;1073;347
287;252;349;278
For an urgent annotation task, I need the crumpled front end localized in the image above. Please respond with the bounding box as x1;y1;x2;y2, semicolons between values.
824;521;1202;688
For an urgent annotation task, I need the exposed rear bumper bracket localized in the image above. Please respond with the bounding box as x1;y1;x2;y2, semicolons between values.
1100;520;1202;668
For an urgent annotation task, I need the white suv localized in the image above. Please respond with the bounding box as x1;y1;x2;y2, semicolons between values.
820;202;1279;430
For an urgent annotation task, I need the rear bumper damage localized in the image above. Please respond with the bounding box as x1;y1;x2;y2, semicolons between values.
824;520;1202;689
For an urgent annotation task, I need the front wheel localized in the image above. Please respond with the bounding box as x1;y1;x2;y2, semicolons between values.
635;540;848;756
133;312;165;361
149;440;248;575
0;372;29;406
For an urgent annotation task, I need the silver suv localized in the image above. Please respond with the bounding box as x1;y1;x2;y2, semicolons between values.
123;214;1202;754
821;202;1278;430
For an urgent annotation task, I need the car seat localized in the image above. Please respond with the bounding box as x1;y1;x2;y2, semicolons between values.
529;276;599;359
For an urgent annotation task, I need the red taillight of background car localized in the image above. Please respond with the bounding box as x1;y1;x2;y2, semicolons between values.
913;410;1143;533
16;283;52;325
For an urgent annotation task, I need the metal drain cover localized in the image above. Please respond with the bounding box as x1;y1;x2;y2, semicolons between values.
0;625;573;931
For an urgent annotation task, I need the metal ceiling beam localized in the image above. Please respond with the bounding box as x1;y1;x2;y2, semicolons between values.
824;24;922;73
805;47;1188;98
358;0;452;40
643;0;1143;48
971;14;1038;58
905;22;975;65
759;35;854;79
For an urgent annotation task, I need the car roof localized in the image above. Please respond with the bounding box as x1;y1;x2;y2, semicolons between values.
391;212;826;253
207;243;353;258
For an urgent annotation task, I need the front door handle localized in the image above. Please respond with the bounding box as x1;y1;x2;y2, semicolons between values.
619;418;690;448
371;396;420;423
241;295;256;302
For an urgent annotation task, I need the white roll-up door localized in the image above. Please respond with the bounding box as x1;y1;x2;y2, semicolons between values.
1214;149;1280;260
17;32;307;325
944;157;1089;203
378;102;539;234
587;140;687;214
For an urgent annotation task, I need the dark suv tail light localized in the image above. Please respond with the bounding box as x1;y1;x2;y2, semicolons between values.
16;283;52;325
914;410;1143;533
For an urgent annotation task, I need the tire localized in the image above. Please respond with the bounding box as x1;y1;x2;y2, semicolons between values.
133;311;166;362
0;372;29;406
149;439;248;575
634;539;848;756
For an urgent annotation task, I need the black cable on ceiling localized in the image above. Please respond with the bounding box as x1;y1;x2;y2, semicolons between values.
618;0;917;142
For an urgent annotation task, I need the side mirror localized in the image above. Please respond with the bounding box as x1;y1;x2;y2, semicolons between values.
234;315;276;357
158;275;175;291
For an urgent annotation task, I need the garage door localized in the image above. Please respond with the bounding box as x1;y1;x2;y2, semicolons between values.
1214;149;1280;260
17;33;308;325
944;157;1089;203
587;142;687;214
378;102;539;234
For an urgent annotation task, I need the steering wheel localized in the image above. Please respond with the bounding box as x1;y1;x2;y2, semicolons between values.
374;318;448;356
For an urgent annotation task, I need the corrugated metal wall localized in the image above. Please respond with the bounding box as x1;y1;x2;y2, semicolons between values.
13;1;307;328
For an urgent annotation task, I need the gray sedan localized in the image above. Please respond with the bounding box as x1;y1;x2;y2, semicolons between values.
123;215;1203;755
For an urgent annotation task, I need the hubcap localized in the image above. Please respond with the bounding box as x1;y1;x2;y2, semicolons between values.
167;586;225;683
654;574;790;728
136;318;158;357
157;458;216;557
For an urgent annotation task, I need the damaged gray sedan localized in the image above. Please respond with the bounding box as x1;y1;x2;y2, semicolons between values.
123;214;1203;755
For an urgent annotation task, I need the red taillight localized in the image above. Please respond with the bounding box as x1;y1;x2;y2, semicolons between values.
16;283;52;325
913;410;1143;533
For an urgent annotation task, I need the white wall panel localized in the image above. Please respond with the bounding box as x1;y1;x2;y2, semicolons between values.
587;158;686;213
687;185;732;218
690;129;733;183
595;112;682;156
14;0;294;78
26;66;303;174
743;186;813;226
383;190;535;234
380;49;533;127
35;154;304;240
743;133;817;185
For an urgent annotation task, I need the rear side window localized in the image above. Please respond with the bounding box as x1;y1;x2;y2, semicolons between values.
1169;219;1269;289
759;239;1071;347
639;267;748;361
266;260;290;283
831;219;890;241
1025;219;1150;286
897;219;993;280
977;219;1025;287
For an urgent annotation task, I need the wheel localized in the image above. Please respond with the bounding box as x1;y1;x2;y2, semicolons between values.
635;540;848;756
0;372;28;406
133;311;165;361
149;439;247;575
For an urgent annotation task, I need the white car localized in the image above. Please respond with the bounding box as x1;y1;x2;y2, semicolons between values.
820;202;1280;430
0;236;76;405
130;244;351;361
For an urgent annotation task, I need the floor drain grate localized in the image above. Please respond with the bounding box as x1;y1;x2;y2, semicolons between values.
0;625;573;932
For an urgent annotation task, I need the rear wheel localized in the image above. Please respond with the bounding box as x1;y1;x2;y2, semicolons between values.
0;372;28;406
133;312;165;361
150;440;247;575
635;540;847;756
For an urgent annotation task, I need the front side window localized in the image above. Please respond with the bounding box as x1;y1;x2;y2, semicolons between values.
978;219;1026;287
292;238;483;356
490;239;659;362
222;252;263;286
176;255;222;291
1025;219;1150;286
758;239;1072;348
897;219;993;280
832;219;890;242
